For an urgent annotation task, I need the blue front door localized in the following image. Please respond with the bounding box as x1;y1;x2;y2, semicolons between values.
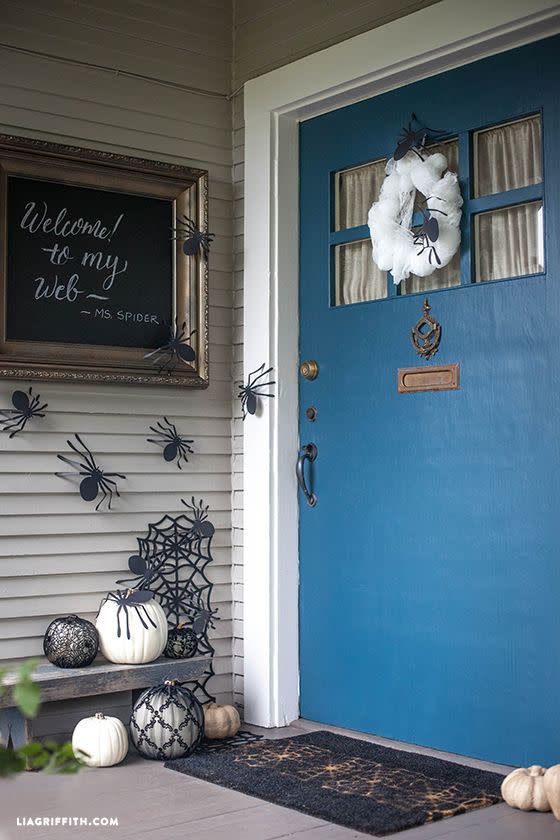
298;35;560;767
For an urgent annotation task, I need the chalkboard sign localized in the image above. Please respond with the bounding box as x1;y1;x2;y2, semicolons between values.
7;177;172;349
0;135;209;388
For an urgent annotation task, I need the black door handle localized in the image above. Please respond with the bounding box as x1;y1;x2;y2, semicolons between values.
296;443;317;507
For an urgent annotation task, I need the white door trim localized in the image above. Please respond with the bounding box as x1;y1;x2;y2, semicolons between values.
242;0;560;728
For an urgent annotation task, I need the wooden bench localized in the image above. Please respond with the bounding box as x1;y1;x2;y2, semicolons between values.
0;655;211;746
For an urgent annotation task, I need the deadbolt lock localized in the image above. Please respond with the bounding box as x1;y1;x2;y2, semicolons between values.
300;360;319;380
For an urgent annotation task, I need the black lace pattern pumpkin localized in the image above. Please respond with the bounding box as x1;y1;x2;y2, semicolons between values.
164;623;198;659
43;615;99;668
130;679;204;760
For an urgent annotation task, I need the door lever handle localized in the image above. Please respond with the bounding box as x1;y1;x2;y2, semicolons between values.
296;443;318;507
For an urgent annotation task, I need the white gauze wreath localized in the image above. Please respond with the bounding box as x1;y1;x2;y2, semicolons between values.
367;151;463;285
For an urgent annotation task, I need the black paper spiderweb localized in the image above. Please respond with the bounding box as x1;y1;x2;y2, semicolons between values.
117;504;218;703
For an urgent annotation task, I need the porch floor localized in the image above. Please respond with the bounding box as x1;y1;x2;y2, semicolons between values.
1;718;558;840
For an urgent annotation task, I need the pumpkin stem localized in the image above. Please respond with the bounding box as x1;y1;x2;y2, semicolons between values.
164;679;178;686
94;713;106;720
528;765;546;776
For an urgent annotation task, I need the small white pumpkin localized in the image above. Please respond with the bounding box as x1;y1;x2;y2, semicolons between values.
501;765;550;812
72;712;128;767
96;590;168;664
544;765;560;820
203;702;241;739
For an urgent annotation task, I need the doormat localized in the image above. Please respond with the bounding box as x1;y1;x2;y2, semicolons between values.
165;730;504;836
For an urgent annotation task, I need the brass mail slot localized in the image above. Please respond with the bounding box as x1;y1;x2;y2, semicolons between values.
398;363;460;394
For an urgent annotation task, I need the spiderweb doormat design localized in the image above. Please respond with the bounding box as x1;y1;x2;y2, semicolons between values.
165;730;504;836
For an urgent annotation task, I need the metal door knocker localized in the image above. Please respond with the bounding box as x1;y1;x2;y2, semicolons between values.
411;298;441;361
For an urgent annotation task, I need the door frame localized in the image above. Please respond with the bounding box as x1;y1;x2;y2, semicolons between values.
242;0;560;728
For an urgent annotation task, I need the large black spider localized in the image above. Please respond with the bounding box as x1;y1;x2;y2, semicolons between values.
144;320;196;375
238;363;275;420
172;214;215;257
147;417;194;470
182;590;217;635
56;434;126;511
0;387;48;438
182;496;215;538
116;551;165;591
413;198;448;266
393;113;445;161
99;589;157;640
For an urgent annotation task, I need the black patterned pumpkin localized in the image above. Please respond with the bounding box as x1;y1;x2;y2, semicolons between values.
43;615;99;668
130;679;204;760
164;624;198;659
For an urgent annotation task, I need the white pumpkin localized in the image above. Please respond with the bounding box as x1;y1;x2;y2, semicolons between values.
72;712;128;767
501;765;550;812
96;590;168;664
203;702;241;739
544;765;560;820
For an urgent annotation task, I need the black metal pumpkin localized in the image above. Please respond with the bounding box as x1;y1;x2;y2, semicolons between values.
130;679;204;760
164;623;198;659
43;615;99;668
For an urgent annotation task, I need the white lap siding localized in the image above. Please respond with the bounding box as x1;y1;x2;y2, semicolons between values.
0;0;233;739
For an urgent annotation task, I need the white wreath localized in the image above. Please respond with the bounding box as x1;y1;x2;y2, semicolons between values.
367;151;463;285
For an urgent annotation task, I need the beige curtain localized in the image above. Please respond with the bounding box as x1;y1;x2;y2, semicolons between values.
474;116;543;281
475;115;542;196
336;160;387;305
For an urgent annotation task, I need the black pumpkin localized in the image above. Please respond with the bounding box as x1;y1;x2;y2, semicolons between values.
43;615;99;668
164;624;198;659
130;679;204;760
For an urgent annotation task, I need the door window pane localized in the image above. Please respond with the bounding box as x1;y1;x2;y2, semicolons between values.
400;250;461;295
474;201;544;282
334;240;387;305
474;115;542;197
335;158;386;231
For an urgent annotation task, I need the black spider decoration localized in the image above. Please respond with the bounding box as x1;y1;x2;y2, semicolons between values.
144;320;196;375
393;113;445;161
183;591;217;636
99;589;157;639
0;387;48;438
238;363;275;420
172;214;215;257
56;434;126;511
182;496;215;538
117;553;163;591
413;198;448;266
147;417;194;469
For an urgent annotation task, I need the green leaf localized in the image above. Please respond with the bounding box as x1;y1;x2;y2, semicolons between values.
18;741;44;757
0;746;25;776
0;667;7;701
17;742;49;771
42;742;83;775
17;659;39;680
13;680;41;719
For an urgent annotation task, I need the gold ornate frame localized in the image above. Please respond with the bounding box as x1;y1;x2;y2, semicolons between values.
0;134;209;387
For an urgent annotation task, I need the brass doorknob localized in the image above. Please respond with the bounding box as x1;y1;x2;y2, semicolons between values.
300;360;319;380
